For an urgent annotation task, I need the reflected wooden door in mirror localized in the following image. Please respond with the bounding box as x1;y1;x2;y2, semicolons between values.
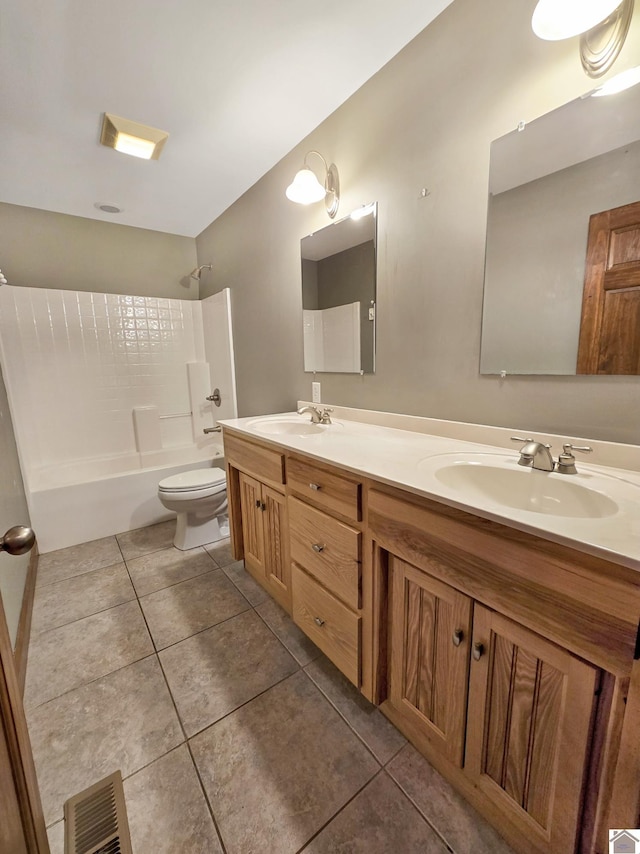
577;199;640;374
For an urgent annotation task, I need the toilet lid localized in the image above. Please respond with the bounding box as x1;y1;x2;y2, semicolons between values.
159;467;226;492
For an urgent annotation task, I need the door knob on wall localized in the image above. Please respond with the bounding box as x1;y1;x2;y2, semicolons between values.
1;526;36;555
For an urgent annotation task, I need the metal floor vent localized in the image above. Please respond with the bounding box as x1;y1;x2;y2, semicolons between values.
64;770;133;854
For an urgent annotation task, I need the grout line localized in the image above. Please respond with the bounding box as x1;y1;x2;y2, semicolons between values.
151;602;253;655
127;562;222;599
383;766;456;853
185;667;302;741
185;740;229;854
35;559;124;591
24;651;159;714
31;591;138;638
299;667;385;769
294;769;384;853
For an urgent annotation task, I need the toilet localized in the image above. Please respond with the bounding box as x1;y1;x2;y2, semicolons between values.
158;467;229;550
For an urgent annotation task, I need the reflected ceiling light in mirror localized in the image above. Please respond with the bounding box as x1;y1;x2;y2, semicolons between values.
531;0;622;40
350;203;376;220
591;65;640;94
286;150;340;218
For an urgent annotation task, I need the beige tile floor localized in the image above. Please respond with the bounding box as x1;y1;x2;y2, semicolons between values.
26;520;515;854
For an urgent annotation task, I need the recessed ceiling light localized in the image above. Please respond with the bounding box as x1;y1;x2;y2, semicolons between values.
100;113;169;161
94;202;124;214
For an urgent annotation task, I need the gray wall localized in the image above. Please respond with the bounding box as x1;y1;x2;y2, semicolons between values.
197;0;640;444
316;242;375;374
0;202;199;299
0;360;32;648
482;141;640;375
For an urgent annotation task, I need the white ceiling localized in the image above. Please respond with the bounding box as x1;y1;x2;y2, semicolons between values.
0;0;453;238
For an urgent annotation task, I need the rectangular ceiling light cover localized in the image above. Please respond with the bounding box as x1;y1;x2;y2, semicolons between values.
100;113;169;160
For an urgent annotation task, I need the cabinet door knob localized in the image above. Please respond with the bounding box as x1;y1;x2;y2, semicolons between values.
255;499;261;508
473;642;484;661
314;617;325;627
309;482;321;491
311;543;325;553
452;628;464;647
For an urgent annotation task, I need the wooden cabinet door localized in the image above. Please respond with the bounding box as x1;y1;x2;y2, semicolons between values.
389;556;472;766
238;472;265;581
577;199;640;374
262;485;291;611
465;606;598;853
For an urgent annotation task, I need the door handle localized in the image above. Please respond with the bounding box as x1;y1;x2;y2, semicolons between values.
1;526;35;556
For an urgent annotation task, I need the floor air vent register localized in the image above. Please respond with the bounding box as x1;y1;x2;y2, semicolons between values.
64;770;133;854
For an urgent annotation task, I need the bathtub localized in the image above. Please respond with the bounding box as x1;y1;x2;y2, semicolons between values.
28;442;225;553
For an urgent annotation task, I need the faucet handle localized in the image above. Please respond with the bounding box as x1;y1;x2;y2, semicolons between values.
510;436;534;444
557;443;593;475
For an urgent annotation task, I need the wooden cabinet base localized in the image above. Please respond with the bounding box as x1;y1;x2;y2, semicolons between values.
381;700;558;854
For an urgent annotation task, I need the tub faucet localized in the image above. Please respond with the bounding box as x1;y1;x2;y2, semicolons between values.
510;437;555;472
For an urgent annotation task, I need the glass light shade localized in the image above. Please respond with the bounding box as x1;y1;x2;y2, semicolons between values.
114;132;156;159
532;0;622;40
592;65;640;95
285;167;326;204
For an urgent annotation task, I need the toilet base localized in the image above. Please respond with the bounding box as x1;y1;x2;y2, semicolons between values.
174;512;229;551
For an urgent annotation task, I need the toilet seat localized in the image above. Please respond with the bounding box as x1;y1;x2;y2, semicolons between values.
158;467;226;496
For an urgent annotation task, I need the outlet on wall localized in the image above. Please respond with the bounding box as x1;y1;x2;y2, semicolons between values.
312;381;321;403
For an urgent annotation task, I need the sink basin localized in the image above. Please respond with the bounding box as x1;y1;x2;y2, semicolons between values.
417;453;620;519
246;416;342;437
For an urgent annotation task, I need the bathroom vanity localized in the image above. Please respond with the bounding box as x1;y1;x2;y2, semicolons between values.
220;408;640;854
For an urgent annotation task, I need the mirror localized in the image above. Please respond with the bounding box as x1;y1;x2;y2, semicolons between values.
301;203;377;373
480;85;640;375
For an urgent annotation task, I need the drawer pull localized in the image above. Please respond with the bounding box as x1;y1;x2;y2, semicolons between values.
452;628;464;647
473;642;484;661
314;617;325;627
311;543;325;553
309;482;321;491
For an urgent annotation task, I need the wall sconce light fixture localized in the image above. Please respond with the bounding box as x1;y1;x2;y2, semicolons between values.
285;150;340;218
532;0;635;79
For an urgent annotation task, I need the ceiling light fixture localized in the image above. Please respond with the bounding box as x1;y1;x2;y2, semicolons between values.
531;0;622;40
591;64;640;94
100;113;169;160
286;150;340;218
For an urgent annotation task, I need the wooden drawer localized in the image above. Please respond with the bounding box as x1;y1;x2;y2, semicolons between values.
292;564;360;686
287;456;361;522
289;496;360;609
223;431;285;486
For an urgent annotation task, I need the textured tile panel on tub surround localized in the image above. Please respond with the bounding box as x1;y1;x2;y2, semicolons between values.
0;285;204;474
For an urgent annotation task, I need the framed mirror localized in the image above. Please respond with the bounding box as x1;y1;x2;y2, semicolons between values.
480;84;640;375
301;203;377;373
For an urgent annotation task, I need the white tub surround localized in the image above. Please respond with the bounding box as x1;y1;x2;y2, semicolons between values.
31;445;224;552
219;404;640;570
0;285;238;551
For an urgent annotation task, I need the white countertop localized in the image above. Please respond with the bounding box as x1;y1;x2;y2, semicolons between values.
219;409;640;572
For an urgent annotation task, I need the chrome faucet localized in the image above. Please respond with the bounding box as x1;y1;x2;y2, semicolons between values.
510;437;555;472
297;406;333;425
